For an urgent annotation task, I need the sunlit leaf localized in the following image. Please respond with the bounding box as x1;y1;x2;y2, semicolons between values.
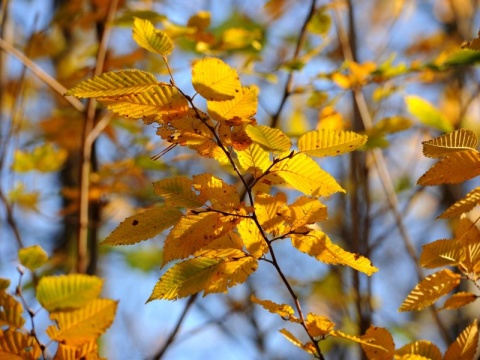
305;313;335;337
0;292;25;328
207;85;258;124
18;245;48;271
287;196;327;230
417;150;480;186
421;129;478;158
102;207;183;246
192;173;241;210
13;143;67;173
444;320;478;360
236;218;268;258
149;249;257;300
398;269;461;312
439;186;480;218
270;152;345;197
54;341;100;360
360;326;395;360
36;274;103;312
254;192;289;236
291;231;378;276
331;330;387;351
394;340;442;360
298;129;367;157
153;177;205;208
279;328;318;356
46;299;118;346
250;295;295;319
8;183;39;212
462;31;480;51
419;239;464;268
132;17;173;55
0;329;41;360
440;292;477;310
245;125;291;153
236;143;272;177
367;116;413;137
192;58;241;101
307;7;331;36
66;70;158;98
406;95;453;133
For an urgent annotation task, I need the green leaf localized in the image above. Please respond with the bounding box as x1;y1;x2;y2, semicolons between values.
103;207;183;246
245;125;292;153
297;129;367;157
66;70;158;98
132;17;173;55
307;7;331;36
405;95;454;133
18;245;48;271
36;275;103;312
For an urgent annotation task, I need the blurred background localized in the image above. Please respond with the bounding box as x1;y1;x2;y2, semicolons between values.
1;0;480;358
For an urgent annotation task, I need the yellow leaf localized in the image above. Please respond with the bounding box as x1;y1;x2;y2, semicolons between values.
367;116;413;137
236;143;272;177
98;83;188;123
305;313;335;337
287;196;327;230
8;183;39;212
454;216;480;275
36;274;103;312
102;207;183;246
0;278;10;291
245;124;292;153
207;85;258;124
406;95;453;133
254;192;289;236
0;329;41;360
419;239;464;269
201;232;244;251
192;57;241;101
279;328;319;356
18;245;48;271
192;173;241;210
317;106;345;130
250;295;295;319
132;17;174;55
417;150;480;186
462;31;480;51
361;326;395;360
13;143;67;173
394;340;442;360
46;299;118;346
54;341;99;360
237;218;268;258
153;176;205;208
439;186;480;218
398;269;461;312
149;250;257;300
291;231;378;276
444;320;478;360
0;292;25;328
65;70;158;98
298;129;367;157
270;152;345;197
163;212;240;264
440;292;477;310
331;330;387;351
421;129;478;158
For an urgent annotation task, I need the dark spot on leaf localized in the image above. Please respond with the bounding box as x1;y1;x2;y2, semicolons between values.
132;220;139;226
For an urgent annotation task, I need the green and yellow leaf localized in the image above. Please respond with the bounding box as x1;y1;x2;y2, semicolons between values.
406;95;453;133
65;70;158;98
417;150;480;186
13;143;67;173
422;129;478;158
207;85;258;124
439;186;480;219
297;129;367;157
0;329;41;360
419;239;463;269
192;57;241;101
245;125;292;153
279;328;319;356
270;152;345;197
237;218;268;258
149;250;257;301
0;278;10;291
18;244;48;271
291;231;378;276
394;340;442;360
132;17;173;55
305;313;335;337
360;326;395;360
46;299;118;346
440;292;477;310
36;274;103;312
250;295;295;319
444;320;478;360
102;207;183;246
236;143;272;177
153;176;205;208
0;292;25;328
398;269;461;312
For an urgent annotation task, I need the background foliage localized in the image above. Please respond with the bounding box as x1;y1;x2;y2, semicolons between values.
1;0;480;359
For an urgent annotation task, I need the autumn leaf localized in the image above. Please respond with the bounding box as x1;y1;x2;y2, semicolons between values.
444;320;478;360
297;129;367;157
419;239;463;269
0;292;25;328
279;328;319;356
439;186;480;218
153;176;205;208
132;17;174;55
207;85;258;124
245;124;292;153
331;330;387;351
0;329;41;360
13;143;67;173
236;143;271;177
406;95;453;133
192;173;241;210
250;295;295;319
254;192;290;236
236;218;268;258
421;128;478;158
18;245;48;271
394;340;442;360
305;313;335;337
440;292;477;310
287;196;328;230
360;326;395;360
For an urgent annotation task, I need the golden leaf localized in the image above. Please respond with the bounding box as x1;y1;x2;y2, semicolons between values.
245;125;292;153
440;292;477;310
13;143;67;173
297;129;367;157
331;330;387;351
417;150;480;186
102;207;183;246
279;328;319;356
305;313;335;337
132;17;174;55
462;31;480;51
250;295;295;319
18;245;48;271
439;186;480;219
422;129;478;158
0;292;25;328
153;176;205;208
291;231;378;276
254;192;289;236
54;341;100;360
0;329;41;360
454;216;480;275
207;85;258;124
398;269;461;312
236;143;272;178
444;320;478;360
419;239;464;269
360;326;395;360
65;70;158;98
236;218;268;258
46;299;118;346
287;196;327;230
192;173;241;210
394;340;442;360
192;57;241;101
